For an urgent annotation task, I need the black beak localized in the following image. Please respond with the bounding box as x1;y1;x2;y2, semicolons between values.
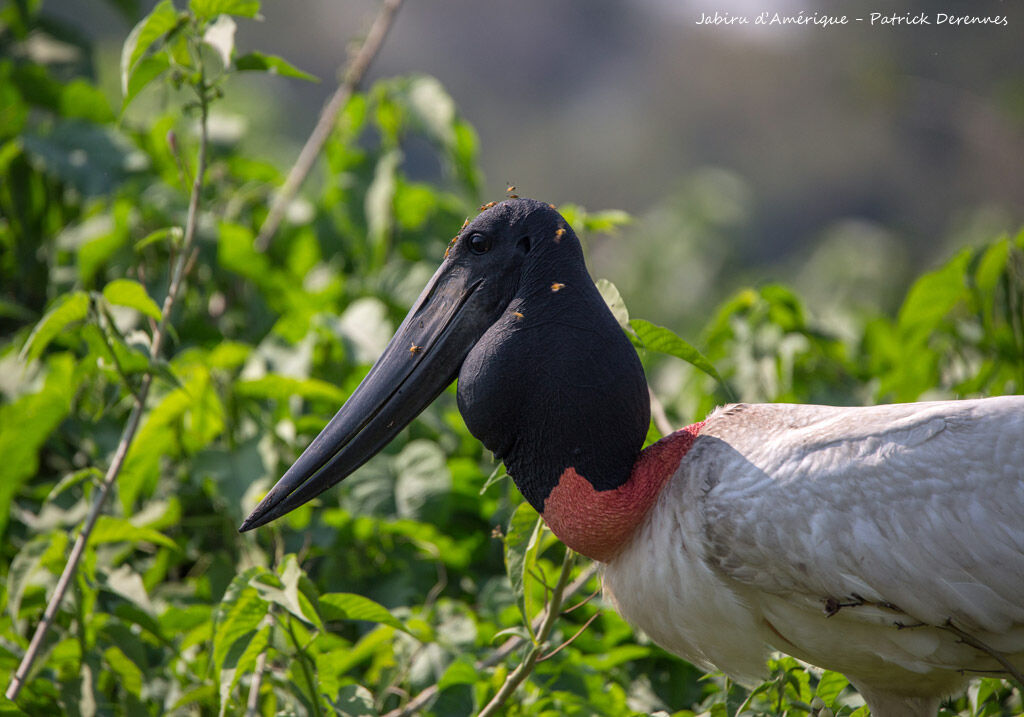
240;259;491;531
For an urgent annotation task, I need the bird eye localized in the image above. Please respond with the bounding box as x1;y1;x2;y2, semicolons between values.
468;233;492;255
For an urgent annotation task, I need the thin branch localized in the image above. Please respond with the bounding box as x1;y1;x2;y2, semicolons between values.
943;620;1024;687
245;647;269;716
383;564;598;717
648;385;675;436
254;0;405;252
477;550;577;717
538;611;599;662
5;86;211;703
285;616;323;717
562;583;601;614
245;613;274;716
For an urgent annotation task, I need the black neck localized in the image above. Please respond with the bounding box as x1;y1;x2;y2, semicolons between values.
456;235;650;513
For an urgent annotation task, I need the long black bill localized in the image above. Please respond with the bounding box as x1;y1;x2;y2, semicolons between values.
240;260;489;531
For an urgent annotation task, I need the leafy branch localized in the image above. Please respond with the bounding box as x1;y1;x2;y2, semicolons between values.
478;548;578;716
6;96;210;704
6;0;260;701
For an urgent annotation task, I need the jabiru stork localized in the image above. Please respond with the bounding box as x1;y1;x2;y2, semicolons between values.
241;198;1024;717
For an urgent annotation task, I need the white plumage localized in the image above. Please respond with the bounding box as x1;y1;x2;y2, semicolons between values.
603;396;1024;717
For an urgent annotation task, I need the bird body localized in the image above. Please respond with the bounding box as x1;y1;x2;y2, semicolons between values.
242;198;1024;716
604;398;1024;717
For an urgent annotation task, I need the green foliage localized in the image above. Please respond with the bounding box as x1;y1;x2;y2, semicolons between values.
1;0;1021;714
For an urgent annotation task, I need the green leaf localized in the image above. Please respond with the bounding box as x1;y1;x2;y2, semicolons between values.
20;291;89;363
235;375;346;404
234;52;318;82
212;568;272;673
249;555;322;629
218;623;269;716
0;355;77;538
596;278;630;330
189;0;260;21
60;79;115;123
8;533;69;630
122;54;170;110
102;278;163;321
120;0;179;96
328;684;376;717
974;238;1009;293
630;318;726;385
104;646;144;698
135;226;182;251
582;208;632;234
504;501;542;632
897;249;970;336
437;655;477;690
814;670;848;706
47;467;103;502
319;593;409;633
90;516;178;550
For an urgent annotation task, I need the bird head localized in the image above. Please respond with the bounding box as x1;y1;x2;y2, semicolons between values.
240;198;650;542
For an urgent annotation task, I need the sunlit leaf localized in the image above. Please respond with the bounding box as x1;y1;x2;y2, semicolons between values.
102;278;163;321
437;655;477;690
190;0;260;22
90;515;178;550
20;292;89;363
897;249;970;336
974;238;1009;294
235;52;318;81
249;555;322;628
235;375;346;404
814;670;848;706
630;318;726;385
104;646;144;698
120;0;179;95
319;592;409;633
122;54;169;110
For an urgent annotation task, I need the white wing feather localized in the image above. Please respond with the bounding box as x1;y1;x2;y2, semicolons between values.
603;396;1024;698
699;397;1024;636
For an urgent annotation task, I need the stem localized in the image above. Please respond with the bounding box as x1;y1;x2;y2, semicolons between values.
244;648;269;717
254;0;405;252
5;85;211;703
477;550;577;717
245;613;274;717
284;616;323;717
648;385;675;436
98;303;144;401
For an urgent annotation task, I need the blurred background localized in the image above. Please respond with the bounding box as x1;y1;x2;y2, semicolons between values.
3;3;1022;711
41;0;1024;330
